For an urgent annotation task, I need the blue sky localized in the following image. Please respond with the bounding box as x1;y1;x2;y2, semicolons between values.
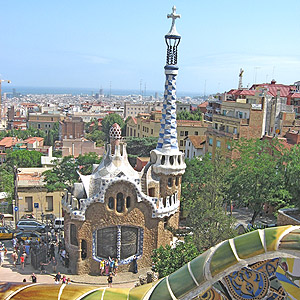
1;0;300;95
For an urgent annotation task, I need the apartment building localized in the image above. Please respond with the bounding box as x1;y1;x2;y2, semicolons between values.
28;112;64;132
17;168;63;221
59;116;84;140
126;111;208;152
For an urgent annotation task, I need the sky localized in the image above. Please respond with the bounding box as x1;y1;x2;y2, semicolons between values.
1;0;300;95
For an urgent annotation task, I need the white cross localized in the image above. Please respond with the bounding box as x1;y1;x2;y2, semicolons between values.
167;6;180;30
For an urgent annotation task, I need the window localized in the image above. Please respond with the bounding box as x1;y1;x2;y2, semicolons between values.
222;110;227;116
169;156;174;165
38;124;41;129
108;197;114;210
25;197;33;212
175;177;179;186
46;196;53;211
194;131;198;135
151;129;153;134
214;123;218;130
126;196;131;209
180;131;184;136
216;140;221;148
70;224;78;246
116;193;124;213
95;226;143;263
233;127;237;134
168;177;173;187
161;155;165;165
185;131;188;136
180;140;184;147
209;138;213;146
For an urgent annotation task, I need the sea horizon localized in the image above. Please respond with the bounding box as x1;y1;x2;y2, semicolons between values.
1;85;204;98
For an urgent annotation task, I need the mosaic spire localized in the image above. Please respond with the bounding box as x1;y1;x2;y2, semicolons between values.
156;6;181;153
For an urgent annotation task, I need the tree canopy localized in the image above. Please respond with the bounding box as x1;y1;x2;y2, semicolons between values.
4;150;42;170
177;107;202;121
183;153;237;251
228;138;289;223
43;153;102;192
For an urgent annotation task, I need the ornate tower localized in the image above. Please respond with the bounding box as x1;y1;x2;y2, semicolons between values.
150;6;186;213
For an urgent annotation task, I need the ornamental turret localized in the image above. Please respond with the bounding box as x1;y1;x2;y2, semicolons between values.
150;6;186;176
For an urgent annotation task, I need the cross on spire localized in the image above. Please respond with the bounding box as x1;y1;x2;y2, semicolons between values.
167;6;180;35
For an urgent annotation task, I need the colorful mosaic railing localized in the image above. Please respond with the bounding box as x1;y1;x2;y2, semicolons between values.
1;225;300;299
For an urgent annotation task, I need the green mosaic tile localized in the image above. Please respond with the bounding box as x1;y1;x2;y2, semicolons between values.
190;250;210;285
210;241;238;277
169;264;197;298
235;230;264;259
149;278;172;300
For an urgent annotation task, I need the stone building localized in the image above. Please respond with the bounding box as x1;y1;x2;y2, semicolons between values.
62;7;186;274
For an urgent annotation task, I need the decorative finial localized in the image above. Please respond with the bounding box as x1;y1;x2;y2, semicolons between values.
166;6;181;37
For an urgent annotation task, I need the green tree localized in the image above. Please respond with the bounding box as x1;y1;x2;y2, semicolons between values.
77;152;102;175
101;114;124;141
280;144;300;208
0;168;14;201
152;236;199;278
184;153;236;251
4;150;42;170
125;137;157;166
86;130;106;147
228;138;288;224
43;153;102;191
43;156;78;192
177;107;202;121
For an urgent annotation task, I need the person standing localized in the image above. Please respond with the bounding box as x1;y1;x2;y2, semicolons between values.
11;251;18;267
30;273;37;283
51;256;58;273
20;253;25;270
0;243;7;267
100;259;105;276
54;272;61;284
133;255;138;274
107;272;113;288
113;258;118;276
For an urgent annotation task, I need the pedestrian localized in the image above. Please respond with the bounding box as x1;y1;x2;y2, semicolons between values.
24;243;30;264
105;260;109;275
107;272;113;288
67;278;71;284
11;251;18;267
109;256;114;273
61;275;67;284
100;259;105;276
40;261;48;274
113;258;118;276
51;256;58;273
0;243;7;267
30;273;37;283
133;255;138;274
49;244;55;259
20;253;25;270
54;272;61;284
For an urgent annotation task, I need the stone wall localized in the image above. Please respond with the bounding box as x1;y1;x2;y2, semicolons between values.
64;181;177;275
277;208;300;226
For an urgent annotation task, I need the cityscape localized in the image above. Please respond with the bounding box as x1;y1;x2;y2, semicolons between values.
1;2;300;300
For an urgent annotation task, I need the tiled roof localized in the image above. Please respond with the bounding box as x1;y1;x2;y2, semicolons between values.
251;83;294;97
291;93;300;98
0;137;19;148
187;135;206;149
25;137;44;144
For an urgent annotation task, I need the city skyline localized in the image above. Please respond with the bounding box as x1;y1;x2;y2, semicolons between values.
1;0;300;95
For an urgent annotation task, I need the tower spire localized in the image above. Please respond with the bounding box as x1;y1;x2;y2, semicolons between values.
156;7;181;153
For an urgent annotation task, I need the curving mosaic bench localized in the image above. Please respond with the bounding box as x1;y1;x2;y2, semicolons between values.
1;225;300;300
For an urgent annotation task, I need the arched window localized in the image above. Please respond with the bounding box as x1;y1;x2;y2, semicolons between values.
169;156;174;165
178;155;181;164
81;240;87;260
175;177;179;186
108;197;114;210
168;177;172;187
161;155;165;165
126;196;131;209
116;193;124;213
70;224;78;246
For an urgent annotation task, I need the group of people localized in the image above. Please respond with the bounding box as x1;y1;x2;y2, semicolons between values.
54;271;71;284
11;237;30;270
99;257;118;277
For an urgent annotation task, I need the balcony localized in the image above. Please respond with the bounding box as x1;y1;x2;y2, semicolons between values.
206;127;239;139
